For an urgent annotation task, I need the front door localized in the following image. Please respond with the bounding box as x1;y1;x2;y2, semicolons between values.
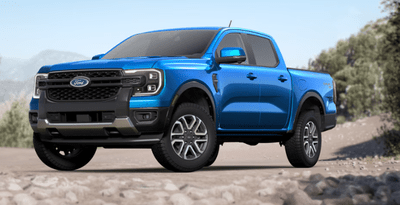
216;33;260;129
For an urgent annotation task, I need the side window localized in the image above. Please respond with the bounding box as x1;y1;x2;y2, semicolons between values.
216;33;248;64
246;35;278;67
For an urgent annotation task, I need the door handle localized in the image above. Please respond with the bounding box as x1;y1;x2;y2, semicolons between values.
278;75;287;82
247;72;257;80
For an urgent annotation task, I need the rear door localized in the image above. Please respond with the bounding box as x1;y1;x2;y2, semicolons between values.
216;33;260;129
243;34;291;129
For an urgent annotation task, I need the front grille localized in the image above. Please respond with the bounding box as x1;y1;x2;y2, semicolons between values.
48;86;120;101
46;69;124;101
48;70;121;79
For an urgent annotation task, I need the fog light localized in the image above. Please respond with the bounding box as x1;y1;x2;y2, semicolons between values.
147;84;157;92
30;113;38;123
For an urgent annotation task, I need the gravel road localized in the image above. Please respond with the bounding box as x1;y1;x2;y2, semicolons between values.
1;115;400;205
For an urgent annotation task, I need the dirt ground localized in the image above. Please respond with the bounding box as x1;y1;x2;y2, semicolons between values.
1;115;399;204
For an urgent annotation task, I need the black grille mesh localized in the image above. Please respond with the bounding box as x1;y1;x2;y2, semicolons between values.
48;70;121;79
48;87;120;101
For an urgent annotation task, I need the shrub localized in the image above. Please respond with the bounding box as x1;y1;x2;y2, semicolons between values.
376;124;400;156
0;98;32;148
336;115;346;124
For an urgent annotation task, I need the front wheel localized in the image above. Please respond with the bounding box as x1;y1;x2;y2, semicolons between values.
151;103;217;172
33;134;97;171
284;111;321;167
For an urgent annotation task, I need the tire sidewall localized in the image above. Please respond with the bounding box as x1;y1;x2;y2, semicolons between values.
299;113;322;166
162;104;216;170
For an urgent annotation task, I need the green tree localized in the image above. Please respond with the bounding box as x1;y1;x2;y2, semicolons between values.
381;0;400;130
0;99;32;148
309;19;386;119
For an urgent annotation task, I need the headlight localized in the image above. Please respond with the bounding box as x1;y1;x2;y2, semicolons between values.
332;80;337;104
33;73;48;99
124;69;164;96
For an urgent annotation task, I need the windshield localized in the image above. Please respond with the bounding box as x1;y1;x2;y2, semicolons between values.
102;29;218;59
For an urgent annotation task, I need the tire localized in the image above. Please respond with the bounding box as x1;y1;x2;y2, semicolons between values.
33;134;97;171
151;103;217;172
204;145;219;167
285;110;321;167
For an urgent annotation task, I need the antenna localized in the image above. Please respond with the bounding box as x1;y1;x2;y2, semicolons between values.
228;20;232;27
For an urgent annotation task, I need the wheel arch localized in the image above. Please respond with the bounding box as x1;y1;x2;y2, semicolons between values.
292;92;325;132
164;81;216;130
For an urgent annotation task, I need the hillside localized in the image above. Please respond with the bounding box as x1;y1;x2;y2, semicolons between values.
0;50;88;104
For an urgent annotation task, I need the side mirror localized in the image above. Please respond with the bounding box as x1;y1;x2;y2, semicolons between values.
215;47;246;64
92;54;105;60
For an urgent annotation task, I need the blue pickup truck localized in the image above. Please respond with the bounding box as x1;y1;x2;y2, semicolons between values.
29;27;336;172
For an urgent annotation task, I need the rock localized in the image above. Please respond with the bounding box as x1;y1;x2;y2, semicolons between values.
324;177;340;188
222;191;235;204
146;197;167;205
104;179;125;188
304;184;323;196
120;190;138;199
7;183;22;191
86;199;109;205
51;185;90;198
374;185;391;202
282;180;299;194
302;171;312;179
0;198;10;205
244;199;275;205
194;197;228;205
388;191;400;205
153;191;169;199
384;172;400;192
164;182;179;191
341;174;356;182
0;191;13;198
185;187;208;200
322;197;353;205
352;194;371;204
29;187;51;200
169;193;194;205
18;181;31;190
315;180;329;191
256;187;276;196
99;187;119;197
66;191;78;203
31;176;58;188
13;193;37;205
259;180;279;188
36;198;67;205
310;174;325;182
279;170;290;177
208;184;247;198
284;189;316;205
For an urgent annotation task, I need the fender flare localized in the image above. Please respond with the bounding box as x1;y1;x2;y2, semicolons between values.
163;81;216;130
292;91;326;132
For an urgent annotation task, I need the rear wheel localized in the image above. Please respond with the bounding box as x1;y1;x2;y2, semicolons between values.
33;134;97;171
152;103;217;172
285;110;321;167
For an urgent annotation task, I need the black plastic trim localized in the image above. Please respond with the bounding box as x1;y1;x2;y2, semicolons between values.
323;113;336;131
129;107;169;133
292;92;326;133
166;81;216;128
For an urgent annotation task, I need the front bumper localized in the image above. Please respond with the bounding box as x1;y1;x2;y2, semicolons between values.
29;88;169;147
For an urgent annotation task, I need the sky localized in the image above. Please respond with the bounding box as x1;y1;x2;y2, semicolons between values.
0;0;387;68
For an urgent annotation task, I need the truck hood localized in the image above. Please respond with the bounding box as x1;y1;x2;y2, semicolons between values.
45;56;189;72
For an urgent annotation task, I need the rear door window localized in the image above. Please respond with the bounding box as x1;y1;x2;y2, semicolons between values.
246;35;278;67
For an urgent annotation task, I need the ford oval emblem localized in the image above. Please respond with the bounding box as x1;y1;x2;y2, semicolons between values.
70;76;90;88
